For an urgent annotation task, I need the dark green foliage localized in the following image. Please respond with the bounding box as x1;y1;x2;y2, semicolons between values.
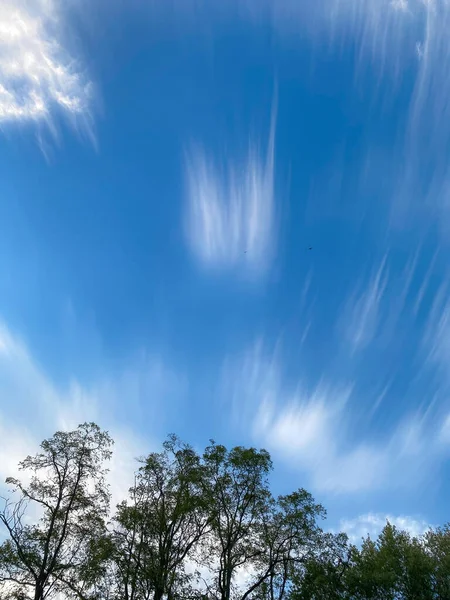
289;532;350;600
343;523;435;600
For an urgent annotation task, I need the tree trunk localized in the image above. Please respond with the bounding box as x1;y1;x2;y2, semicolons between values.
153;585;164;600
34;582;44;600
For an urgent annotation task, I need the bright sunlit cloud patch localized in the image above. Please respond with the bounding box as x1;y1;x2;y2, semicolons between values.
0;0;93;135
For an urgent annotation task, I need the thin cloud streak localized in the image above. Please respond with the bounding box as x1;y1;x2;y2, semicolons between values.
273;0;422;78
184;100;277;276
344;255;388;352
423;284;450;375
339;248;440;364
408;2;450;154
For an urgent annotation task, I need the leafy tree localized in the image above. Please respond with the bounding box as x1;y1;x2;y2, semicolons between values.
110;434;209;600
0;422;113;600
248;490;327;600
424;524;450;600
288;532;350;600
346;522;434;600
200;442;273;600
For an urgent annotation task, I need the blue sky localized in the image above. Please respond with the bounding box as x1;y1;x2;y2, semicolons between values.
1;0;450;542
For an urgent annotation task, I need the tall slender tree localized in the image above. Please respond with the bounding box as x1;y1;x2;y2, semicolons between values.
200;443;273;600
0;422;113;600
110;434;209;600
247;490;327;600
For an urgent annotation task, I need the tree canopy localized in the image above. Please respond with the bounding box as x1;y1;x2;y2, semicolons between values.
0;424;449;600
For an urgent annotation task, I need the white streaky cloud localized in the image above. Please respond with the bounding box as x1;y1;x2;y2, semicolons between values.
221;338;281;424
275;0;422;78
303;1;450;235
253;391;343;468
0;0;93;137
195;0;418;88
394;1;450;229
254;393;389;494
255;389;431;493
340;513;431;544
230;341;443;494
152;0;450;227
314;1;450;228
0;321;168;512
343;255;388;351
368;380;392;417
437;413;450;446
408;1;450;155
412;249;438;316
423;284;450;370
185;102;276;276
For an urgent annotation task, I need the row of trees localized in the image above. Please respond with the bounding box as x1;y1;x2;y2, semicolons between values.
0;423;448;600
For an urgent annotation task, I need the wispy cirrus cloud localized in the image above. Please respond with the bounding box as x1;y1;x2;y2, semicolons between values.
251;0;450;228
169;0;421;80
317;1;450;227
225;340;448;494
421;283;450;417
184;102;277;277
0;0;94;142
269;0;424;78
157;0;450;235
339;247;441;366
343;255;388;351
215;239;450;495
